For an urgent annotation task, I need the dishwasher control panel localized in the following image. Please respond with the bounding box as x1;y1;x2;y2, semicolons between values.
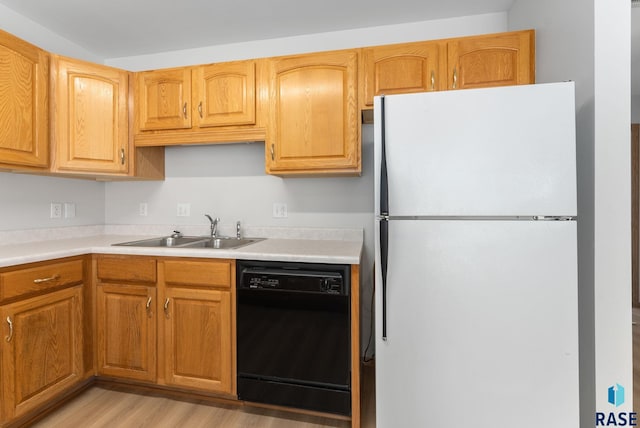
237;260;350;296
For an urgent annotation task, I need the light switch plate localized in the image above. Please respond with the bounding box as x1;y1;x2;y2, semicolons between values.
177;203;191;217
64;203;76;218
272;202;288;218
139;203;148;217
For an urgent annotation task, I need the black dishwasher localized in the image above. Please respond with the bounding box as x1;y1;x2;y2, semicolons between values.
236;260;351;416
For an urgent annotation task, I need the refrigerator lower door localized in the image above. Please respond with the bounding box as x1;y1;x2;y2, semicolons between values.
375;220;579;428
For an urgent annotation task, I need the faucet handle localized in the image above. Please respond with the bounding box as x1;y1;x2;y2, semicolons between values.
171;230;182;238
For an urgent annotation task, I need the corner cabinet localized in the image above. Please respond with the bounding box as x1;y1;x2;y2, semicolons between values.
134;60;266;146
0;29;49;170
265;50;361;176
0;258;84;423
50;55;130;175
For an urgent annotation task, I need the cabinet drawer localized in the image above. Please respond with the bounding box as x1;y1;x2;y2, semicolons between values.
163;259;232;288
0;259;83;301
97;256;157;284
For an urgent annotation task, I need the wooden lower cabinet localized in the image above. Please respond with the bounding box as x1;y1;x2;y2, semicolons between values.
95;256;234;396
96;283;157;382
161;287;232;394
1;286;83;421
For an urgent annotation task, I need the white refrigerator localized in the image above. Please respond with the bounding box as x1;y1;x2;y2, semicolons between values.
374;82;579;428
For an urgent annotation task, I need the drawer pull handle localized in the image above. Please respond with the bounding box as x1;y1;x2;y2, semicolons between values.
164;298;170;318
270;144;275;161
33;274;60;284
183;102;188;119
452;67;458;89
120;148;126;165
5;316;13;342
198;101;203;118
430;70;435;90
146;297;153;317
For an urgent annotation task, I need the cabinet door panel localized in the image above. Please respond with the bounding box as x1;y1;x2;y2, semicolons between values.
97;284;156;382
136;68;191;131
53;57;129;173
447;30;534;90
1;286;82;419
195;61;256;128
164;287;231;393
362;41;441;107
267;50;360;175
0;30;48;168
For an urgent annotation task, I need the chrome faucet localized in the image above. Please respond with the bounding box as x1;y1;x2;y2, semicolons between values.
204;214;220;238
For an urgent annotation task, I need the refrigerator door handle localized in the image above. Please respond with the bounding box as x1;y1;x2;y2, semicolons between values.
379;95;389;341
380;95;389;217
380;217;389;341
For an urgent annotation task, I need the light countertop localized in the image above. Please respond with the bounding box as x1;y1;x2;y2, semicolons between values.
0;234;363;268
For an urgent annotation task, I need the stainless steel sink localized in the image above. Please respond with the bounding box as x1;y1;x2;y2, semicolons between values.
113;236;263;249
183;237;263;249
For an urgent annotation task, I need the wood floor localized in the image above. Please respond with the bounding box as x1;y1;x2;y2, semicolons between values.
31;365;376;428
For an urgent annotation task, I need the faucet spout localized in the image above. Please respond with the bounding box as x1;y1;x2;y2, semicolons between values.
204;214;220;238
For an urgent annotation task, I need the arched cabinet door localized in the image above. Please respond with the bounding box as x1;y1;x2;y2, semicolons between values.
0;29;49;169
266;50;361;176
447;30;535;90
51;55;130;174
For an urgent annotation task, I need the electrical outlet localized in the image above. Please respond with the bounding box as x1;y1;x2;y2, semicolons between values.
139;203;148;217
64;203;76;218
272;202;288;218
177;203;191;217
50;203;62;219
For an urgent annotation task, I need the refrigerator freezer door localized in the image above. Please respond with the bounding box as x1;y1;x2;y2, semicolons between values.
374;219;579;428
374;82;577;217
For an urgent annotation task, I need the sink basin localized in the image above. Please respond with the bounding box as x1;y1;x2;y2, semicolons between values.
113;236;210;247
113;236;263;250
182;237;264;249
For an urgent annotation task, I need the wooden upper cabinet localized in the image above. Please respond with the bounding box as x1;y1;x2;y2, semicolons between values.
51;55;130;174
0;29;49;169
134;60;264;146
194;61;256;128
136;67;192;131
361;41;443;108
447;30;535;90
266;50;360;176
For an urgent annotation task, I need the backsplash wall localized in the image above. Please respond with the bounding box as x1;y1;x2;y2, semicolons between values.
0;173;105;232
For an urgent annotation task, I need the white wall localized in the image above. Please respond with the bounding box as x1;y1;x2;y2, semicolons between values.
509;1;631;425
0;173;105;231
0;4;101;62
106;12;507;69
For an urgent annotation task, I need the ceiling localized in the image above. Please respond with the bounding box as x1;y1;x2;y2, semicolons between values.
0;0;515;58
